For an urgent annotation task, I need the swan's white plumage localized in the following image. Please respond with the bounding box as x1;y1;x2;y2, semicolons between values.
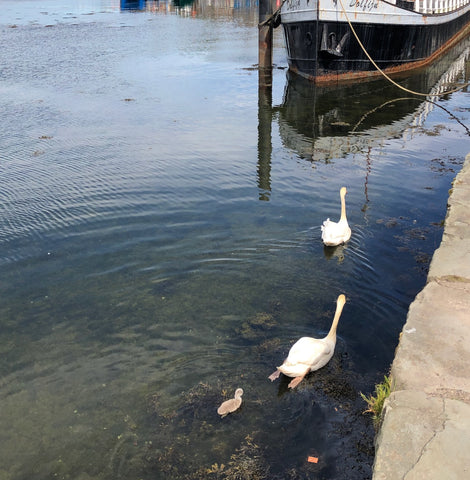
277;336;333;377
321;187;351;246
321;218;351;246
269;295;346;388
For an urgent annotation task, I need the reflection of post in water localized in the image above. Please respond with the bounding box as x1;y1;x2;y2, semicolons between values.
257;84;273;201
363;146;372;207
257;0;276;200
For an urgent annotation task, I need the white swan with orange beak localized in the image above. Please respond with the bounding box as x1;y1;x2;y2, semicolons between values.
269;295;346;388
321;187;351;246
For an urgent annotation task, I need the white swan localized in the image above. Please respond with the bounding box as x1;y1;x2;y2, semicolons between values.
217;388;243;417
268;294;346;388
321;187;351;246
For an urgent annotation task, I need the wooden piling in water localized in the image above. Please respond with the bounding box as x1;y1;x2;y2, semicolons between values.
259;0;273;87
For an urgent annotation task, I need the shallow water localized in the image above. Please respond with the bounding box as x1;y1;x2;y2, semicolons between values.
1;1;470;479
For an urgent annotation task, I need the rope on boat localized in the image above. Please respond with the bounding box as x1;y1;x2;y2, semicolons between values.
258;0;286;28
337;0;469;97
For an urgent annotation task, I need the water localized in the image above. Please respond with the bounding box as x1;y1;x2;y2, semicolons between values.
1;1;469;478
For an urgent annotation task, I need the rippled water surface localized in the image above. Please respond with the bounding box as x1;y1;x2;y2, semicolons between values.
1;1;470;479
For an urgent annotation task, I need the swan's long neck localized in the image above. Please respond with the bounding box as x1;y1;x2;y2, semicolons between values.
326;298;346;341
340;190;347;222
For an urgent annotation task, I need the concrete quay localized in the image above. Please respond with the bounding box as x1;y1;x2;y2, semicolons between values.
372;153;470;480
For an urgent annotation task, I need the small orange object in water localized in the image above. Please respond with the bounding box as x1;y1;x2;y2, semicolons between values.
307;456;319;463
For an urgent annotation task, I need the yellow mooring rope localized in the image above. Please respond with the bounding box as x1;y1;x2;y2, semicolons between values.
337;0;469;96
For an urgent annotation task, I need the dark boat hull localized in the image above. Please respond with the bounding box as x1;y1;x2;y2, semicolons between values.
280;0;470;82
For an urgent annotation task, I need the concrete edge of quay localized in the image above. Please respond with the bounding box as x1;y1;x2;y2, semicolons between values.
372;152;470;479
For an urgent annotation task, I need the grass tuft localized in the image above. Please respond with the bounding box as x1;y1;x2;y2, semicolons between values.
360;375;393;426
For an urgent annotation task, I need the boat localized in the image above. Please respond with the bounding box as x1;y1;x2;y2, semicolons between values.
279;0;470;83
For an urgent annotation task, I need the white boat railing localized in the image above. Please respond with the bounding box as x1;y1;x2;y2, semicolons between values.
413;0;470;14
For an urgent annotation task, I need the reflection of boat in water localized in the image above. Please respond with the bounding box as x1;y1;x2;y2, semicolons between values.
120;0;257;18
173;0;196;7
280;0;470;82
276;37;470;162
120;0;146;10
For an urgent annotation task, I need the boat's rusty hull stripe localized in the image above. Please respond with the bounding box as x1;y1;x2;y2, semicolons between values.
283;12;470;84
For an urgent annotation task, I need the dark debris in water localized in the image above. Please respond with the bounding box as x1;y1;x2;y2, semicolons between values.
152;434;270;480
430;156;462;174
235;301;282;344
376;215;445;276
254;337;281;355
237;311;277;341
376;216;406;228
422;124;451;136
148;381;221;425
203;435;269;480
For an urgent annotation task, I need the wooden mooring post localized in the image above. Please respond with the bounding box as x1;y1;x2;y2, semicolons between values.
259;0;274;87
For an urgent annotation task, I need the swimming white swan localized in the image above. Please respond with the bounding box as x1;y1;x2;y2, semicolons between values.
321;187;351;246
268;294;346;388
217;388;244;417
